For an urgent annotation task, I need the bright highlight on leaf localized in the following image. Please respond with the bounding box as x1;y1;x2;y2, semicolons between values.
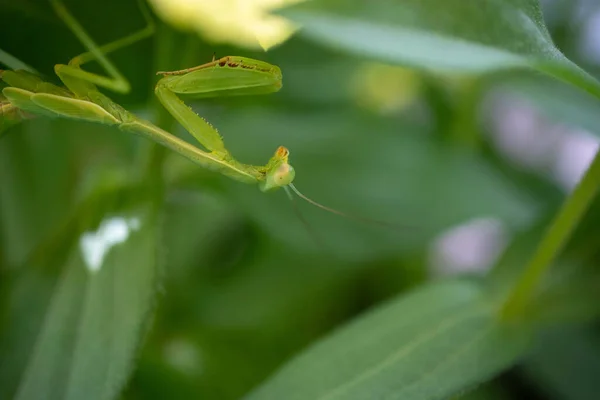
79;217;141;273
148;0;304;50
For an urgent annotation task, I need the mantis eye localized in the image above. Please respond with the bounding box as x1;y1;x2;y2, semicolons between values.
274;163;295;186
260;162;295;192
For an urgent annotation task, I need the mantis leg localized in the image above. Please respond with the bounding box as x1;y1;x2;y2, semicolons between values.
154;84;227;154
50;0;154;96
153;57;297;192
154;56;283;154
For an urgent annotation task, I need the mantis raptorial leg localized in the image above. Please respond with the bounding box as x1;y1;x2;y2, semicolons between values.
152;56;295;191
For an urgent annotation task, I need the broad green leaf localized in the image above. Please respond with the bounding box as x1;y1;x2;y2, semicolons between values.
0;195;158;400
245;279;532;400
280;0;600;98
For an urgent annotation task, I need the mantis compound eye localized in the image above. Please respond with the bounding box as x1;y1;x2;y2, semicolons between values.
274;163;295;186
260;162;295;192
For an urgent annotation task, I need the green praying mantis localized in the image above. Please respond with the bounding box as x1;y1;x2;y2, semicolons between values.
0;0;398;229
1;0;297;193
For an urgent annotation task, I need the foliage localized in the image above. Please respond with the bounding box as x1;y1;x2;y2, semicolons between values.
1;0;600;399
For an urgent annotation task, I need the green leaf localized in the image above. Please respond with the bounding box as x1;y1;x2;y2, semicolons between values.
281;0;600;98
245;279;532;400
0;195;158;400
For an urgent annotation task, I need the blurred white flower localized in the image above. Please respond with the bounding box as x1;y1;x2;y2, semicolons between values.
148;0;303;50
429;217;509;277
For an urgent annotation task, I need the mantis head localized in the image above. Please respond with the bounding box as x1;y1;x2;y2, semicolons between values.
259;146;296;192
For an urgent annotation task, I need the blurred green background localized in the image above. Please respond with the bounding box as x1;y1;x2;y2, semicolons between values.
1;0;600;399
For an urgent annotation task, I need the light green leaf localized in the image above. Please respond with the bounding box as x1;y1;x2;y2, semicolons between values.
245;280;532;400
0;199;158;400
281;0;600;98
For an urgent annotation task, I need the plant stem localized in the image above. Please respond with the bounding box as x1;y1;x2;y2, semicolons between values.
140;26;203;183
501;148;600;320
138;21;174;182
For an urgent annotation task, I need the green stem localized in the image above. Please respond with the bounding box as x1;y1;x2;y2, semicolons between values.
139;26;202;182
501;148;600;320
137;21;176;182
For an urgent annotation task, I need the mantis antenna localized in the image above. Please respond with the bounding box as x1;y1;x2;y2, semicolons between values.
287;183;413;231
283;186;331;254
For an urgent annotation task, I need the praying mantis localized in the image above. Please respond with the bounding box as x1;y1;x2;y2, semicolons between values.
1;0;296;194
0;0;399;229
